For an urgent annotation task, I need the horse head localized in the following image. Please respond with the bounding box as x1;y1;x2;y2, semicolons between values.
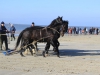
60;20;69;37
56;16;63;24
48;16;63;27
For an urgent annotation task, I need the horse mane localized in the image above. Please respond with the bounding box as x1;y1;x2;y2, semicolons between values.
48;19;56;27
49;23;62;28
63;20;69;24
47;16;63;27
23;26;44;31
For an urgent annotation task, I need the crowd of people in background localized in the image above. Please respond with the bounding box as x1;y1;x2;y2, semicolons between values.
0;21;100;51
0;21;16;50
67;27;99;35
0;21;34;51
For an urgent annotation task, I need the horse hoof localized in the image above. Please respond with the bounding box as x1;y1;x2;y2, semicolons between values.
21;55;25;57
42;51;45;57
57;55;60;58
31;53;33;56
33;54;37;57
45;54;48;57
53;48;57;52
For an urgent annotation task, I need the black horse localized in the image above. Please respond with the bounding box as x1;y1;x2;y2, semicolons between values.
46;20;68;52
15;16;64;57
15;20;69;57
31;20;69;57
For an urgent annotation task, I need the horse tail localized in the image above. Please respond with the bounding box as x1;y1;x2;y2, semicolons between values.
15;30;24;50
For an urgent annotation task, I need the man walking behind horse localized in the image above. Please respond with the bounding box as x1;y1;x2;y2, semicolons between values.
10;24;16;41
0;21;9;50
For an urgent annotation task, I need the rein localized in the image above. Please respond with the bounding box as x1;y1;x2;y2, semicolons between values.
13;35;53;53
13;27;60;52
46;27;60;34
0;34;8;35
12;24;64;54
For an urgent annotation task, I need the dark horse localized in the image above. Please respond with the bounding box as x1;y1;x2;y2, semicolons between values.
45;20;68;53
15;20;69;57
17;20;68;57
15;16;64;57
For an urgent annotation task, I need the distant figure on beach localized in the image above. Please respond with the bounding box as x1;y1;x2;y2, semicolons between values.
83;27;86;35
79;28;82;34
31;22;34;27
31;22;38;50
96;28;99;35
86;27;88;34
76;27;79;34
73;27;76;34
0;21;9;50
10;24;16;41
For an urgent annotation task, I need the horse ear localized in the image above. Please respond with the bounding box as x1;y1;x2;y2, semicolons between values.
58;16;60;18
61;16;63;19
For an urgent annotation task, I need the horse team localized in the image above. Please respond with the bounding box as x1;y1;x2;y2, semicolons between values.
15;16;69;57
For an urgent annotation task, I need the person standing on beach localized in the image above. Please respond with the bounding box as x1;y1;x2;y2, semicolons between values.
73;27;76;34
96;28;99;35
79;28;82;34
10;24;16;41
30;22;38;50
0;21;9;50
84;27;86;35
31;22;34;27
0;24;2;50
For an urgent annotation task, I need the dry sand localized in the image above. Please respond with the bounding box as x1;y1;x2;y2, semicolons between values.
0;34;100;75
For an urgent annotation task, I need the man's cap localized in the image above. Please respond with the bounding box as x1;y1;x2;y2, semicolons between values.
32;22;34;24
1;21;5;24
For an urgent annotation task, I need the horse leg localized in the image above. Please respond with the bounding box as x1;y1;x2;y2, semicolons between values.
35;42;38;52
42;42;50;57
55;44;60;57
53;40;60;52
20;48;25;57
28;46;33;56
20;39;27;57
50;40;60;57
31;43;38;57
24;47;29;55
57;40;60;47
30;44;36;54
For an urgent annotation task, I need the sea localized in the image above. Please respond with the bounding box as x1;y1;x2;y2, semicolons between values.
5;24;47;36
4;24;100;36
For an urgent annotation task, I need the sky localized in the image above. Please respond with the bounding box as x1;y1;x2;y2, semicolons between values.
0;0;100;27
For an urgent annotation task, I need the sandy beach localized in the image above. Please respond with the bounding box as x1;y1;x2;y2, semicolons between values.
0;34;100;75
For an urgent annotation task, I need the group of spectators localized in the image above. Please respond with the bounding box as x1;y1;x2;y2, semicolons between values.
0;21;100;51
0;21;16;50
67;27;99;35
0;21;35;51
